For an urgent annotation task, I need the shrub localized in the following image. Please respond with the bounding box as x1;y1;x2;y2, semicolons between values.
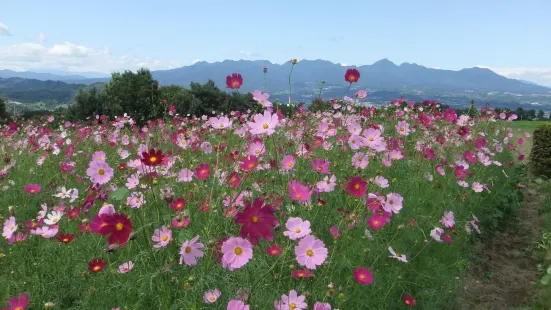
530;124;551;177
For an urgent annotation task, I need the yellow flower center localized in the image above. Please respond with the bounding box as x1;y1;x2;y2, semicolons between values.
389;200;394;205
317;166;322;171
306;249;314;257
209;296;216;301
116;223;124;231
98;169;105;175
234;247;243;255
162;235;168;242
63;238;69;242
219;123;224;128
369;137;374;141
185;246;192;254
262;123;269;129
150;156;157;163
287;162;293;167
251;216;259;223
290;303;297;309
354;184;360;190
296;193;303;199
93;266;101;271
295;228;301;233
30;189;36;193
360;274;365;279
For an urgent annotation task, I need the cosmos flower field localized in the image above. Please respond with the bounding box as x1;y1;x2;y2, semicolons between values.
0;75;530;309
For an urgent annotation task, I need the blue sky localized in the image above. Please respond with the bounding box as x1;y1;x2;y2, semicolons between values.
1;0;551;84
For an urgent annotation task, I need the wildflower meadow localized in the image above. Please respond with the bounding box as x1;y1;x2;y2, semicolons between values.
0;69;530;309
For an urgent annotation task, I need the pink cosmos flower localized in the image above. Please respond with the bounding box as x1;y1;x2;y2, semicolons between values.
351;152;369;169
252;90;272;108
355;89;367;99
210;116;232;129
118;261;134;274
248;111;278;136
363;128;386;151
24;184;41;195
278;290;307;310
348;135;366;150
125;173;140;189
374;176;389;188
441;211;455;228
152;225;172;248
388;246;408;263
295;234;328;269
311;158;330;174
221;237;253;271
86;160;114;185
283;217;311;240
92;150;107;162
204;289;221;304
383;193;403;214
430;227;444;242
2;216;17;240
329;225;341;239
316;175;336;193
248;141;266;156
288;180;312;203
472;182;484;192
177;168;194;182
179;235;205;266
396;120;410;136
281;155;296;170
227;299;250;310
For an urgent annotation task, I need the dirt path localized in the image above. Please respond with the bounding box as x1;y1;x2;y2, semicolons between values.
457;182;544;309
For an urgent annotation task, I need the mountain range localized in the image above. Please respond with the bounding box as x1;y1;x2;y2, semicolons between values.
1;59;551;111
1;59;550;94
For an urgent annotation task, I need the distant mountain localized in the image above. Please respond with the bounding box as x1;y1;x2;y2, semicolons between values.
0;70;109;85
0;77;86;103
147;59;551;94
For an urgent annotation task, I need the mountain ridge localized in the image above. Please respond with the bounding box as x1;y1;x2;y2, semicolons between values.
0;59;549;94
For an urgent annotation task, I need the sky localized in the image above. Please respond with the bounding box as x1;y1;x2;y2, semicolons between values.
1;0;551;85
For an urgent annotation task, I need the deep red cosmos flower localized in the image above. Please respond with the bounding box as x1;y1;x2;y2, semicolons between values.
88;258;106;273
345;68;360;83
90;213;133;246
292;269;313;279
346;176;367;198
240;156;258;171
266;244;282;256
353;266;374;285
227;172;241;188
235;197;278;245
171;198;186;212
141;148;165;167
57;233;75;244
226;73;243;89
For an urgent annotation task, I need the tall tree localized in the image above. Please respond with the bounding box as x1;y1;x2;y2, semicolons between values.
70;87;107;120
103;68;161;123
537;109;545;120
0;96;6;120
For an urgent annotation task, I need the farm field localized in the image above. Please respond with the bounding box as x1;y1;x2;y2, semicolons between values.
0;98;531;309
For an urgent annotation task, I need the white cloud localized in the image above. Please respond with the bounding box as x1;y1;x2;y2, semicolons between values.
191;58;201;64
0;41;187;73
476;65;551;87
0;22;11;36
38;32;45;43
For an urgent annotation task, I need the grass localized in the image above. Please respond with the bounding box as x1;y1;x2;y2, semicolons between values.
0;104;527;309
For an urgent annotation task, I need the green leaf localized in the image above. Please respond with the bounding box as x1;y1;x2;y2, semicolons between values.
110;187;130;201
541;274;550;285
547;266;551;275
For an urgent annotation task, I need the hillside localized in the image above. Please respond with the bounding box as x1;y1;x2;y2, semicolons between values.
0;77;86;104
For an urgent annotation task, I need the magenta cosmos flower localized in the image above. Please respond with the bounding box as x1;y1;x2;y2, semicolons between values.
295;234;328;270
288;180;312;203
3;293;30;310
179;235;205;266
86;160;114;185
227;299;250;310
353;266;374;285
311;158;330;174
24;184;41;195
283;217;311;240
221;237;253;271
248;111;278;136
281;155;296;170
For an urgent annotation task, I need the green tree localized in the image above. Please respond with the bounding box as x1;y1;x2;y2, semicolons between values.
525;109;537;120
537;109;545;120
515;107;525;120
0;96;6;120
160;85;201;116
103;68;161;123
69;87;107;120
